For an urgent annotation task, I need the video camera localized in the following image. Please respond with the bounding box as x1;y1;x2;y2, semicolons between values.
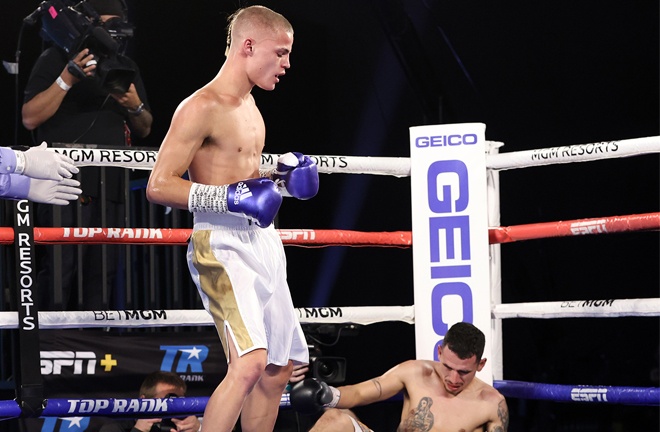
149;393;178;432
309;354;347;385
307;343;347;385
303;324;360;385
24;0;136;94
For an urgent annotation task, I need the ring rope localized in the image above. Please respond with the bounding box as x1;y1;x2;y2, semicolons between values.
493;381;660;406
0;212;655;246
1;298;657;330
3;136;655;421
488;212;659;244
1;380;657;420
491;298;660;319
0;306;416;330
50;135;660;173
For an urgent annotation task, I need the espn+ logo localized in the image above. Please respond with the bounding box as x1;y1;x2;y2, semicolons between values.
41;351;96;375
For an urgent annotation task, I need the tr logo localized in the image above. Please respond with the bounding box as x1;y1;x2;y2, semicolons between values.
160;345;209;373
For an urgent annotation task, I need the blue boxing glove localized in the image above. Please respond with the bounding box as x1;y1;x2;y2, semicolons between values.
188;178;282;227
271;152;319;200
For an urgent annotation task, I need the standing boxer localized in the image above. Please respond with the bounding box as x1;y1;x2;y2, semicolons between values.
147;5;318;432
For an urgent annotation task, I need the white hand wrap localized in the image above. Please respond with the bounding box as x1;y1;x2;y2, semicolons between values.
13;151;26;175
188;182;229;213
259;168;274;178
325;386;341;408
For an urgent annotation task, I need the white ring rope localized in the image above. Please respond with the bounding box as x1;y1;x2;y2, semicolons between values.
492;298;660;319
0;306;416;329
486;135;660;171
51;135;660;174
0;299;657;329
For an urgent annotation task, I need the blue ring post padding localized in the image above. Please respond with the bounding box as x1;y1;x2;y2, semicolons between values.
493;380;660;406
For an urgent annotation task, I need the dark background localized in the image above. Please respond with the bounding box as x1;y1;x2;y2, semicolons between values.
1;0;659;430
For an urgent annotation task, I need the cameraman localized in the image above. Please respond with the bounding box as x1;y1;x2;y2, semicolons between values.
99;371;202;432
21;0;152;311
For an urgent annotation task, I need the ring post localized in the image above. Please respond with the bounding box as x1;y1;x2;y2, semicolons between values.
12;200;44;416
409;123;492;382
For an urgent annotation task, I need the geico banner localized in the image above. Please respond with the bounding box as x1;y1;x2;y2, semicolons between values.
409;123;492;382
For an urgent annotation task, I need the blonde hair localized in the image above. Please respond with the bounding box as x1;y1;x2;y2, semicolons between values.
225;5;292;55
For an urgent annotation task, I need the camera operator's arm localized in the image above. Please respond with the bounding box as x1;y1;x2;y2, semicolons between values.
172;415;202;432
22;49;96;130
111;83;153;138
289;363;310;384
132;417;161;432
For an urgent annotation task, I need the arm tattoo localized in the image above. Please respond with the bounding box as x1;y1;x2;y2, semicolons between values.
493;399;509;432
370;378;383;399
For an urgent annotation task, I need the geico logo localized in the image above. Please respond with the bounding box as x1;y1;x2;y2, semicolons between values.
415;134;478;148
160;346;209;373
279;230;316;241
570;220;607;235
427;160;474;359
41;351;96;375
570;388;608;402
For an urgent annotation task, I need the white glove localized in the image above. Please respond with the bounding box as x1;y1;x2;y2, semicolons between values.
15;142;79;181
27;177;82;205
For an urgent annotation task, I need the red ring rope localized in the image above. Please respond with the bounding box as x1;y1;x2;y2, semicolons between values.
0;212;656;246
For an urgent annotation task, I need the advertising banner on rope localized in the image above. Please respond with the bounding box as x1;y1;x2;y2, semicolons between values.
409;123;492;381
38;330;227;398
19;330;227;431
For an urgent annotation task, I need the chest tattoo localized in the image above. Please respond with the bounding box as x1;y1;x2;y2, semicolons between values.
400;396;434;432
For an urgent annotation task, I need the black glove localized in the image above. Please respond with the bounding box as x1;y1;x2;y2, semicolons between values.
290;378;340;415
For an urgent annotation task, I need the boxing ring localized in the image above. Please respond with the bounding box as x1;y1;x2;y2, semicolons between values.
0;130;658;424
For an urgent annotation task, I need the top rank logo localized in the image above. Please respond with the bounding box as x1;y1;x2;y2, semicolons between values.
160;345;209;375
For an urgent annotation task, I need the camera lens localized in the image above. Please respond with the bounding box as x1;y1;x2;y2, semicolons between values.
316;360;335;380
313;357;347;384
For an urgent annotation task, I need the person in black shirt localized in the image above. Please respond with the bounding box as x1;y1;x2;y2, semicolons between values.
99;371;202;432
21;0;152;310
